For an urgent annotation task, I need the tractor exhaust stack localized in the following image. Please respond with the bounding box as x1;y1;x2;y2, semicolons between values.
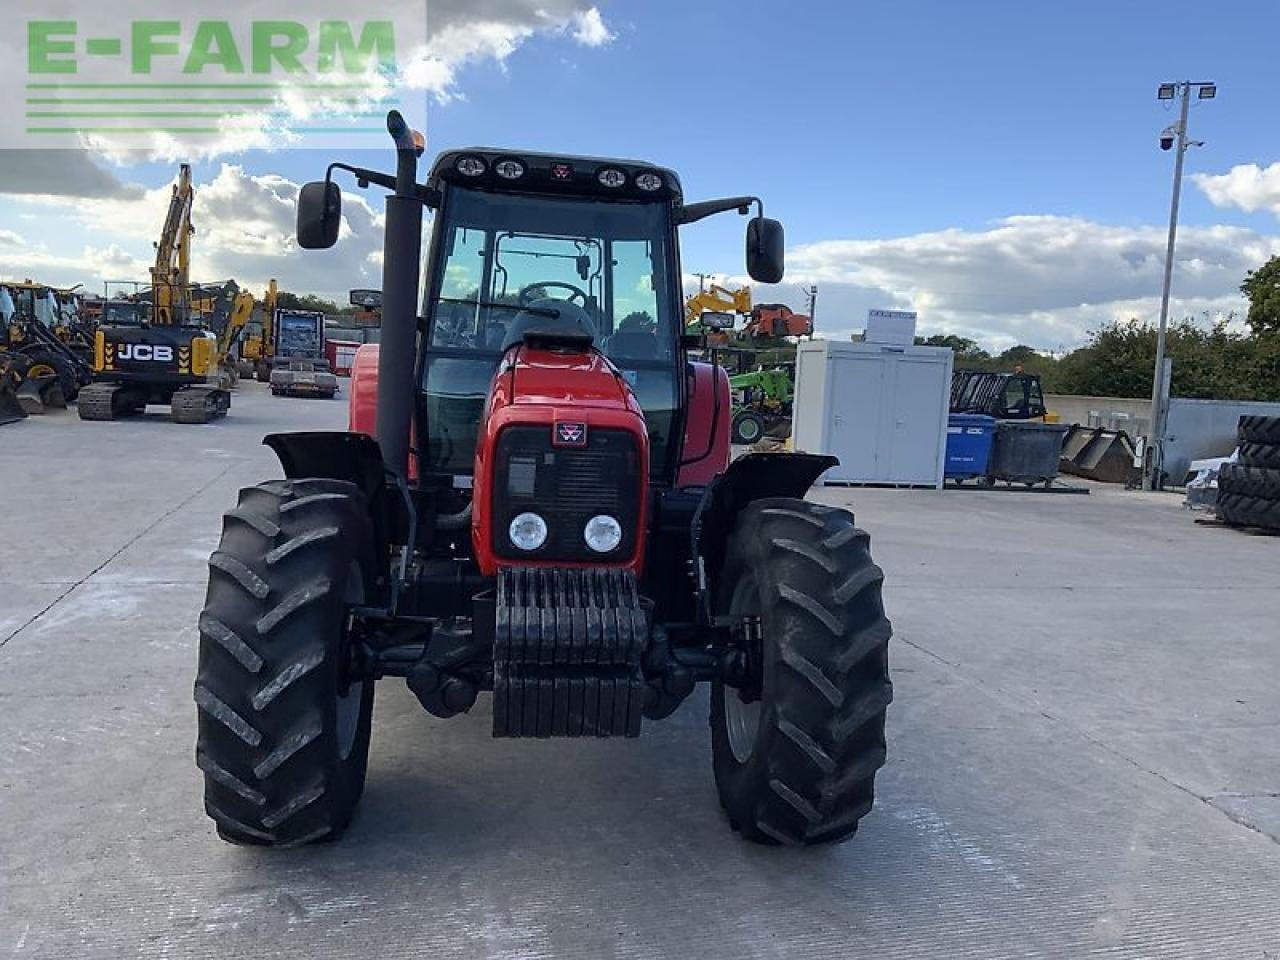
374;112;425;482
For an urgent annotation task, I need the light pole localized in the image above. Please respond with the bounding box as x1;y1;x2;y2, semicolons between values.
1144;80;1216;491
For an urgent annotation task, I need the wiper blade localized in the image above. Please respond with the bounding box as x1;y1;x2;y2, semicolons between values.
436;297;560;318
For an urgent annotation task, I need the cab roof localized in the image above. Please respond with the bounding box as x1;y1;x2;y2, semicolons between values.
428;148;683;205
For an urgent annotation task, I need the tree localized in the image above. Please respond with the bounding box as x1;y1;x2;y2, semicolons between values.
995;345;1038;366
275;291;356;315
619;310;655;331
1242;256;1280;335
914;334;989;362
1051;318;1270;401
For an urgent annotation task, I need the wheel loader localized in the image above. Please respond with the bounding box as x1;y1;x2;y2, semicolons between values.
194;112;893;848
1;282;95;414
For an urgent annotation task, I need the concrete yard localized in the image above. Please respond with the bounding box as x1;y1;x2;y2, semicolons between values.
2;383;1279;959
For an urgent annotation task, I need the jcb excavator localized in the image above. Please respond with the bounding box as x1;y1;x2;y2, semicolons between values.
192;280;257;387
79;164;231;424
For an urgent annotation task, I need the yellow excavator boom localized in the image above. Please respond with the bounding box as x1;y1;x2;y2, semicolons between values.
685;282;752;329
150;163;195;326
217;290;256;363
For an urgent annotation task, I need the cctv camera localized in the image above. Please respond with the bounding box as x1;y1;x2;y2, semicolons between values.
1160;135;1174;151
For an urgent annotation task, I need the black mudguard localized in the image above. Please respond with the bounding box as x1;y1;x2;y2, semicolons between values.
264;431;398;581
690;452;837;621
265;431;386;498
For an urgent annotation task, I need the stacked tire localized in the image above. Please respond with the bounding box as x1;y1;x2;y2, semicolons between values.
1218;416;1280;531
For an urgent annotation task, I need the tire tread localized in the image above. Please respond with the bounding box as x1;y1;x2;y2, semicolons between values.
712;497;893;846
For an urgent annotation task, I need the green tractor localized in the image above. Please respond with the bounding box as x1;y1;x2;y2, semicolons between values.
730;365;794;445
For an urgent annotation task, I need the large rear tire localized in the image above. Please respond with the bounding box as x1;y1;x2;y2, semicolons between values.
1238;416;1280;447
195;479;377;846
710;498;893;845
1217;491;1280;531
1218;463;1280;500
1239;443;1280;471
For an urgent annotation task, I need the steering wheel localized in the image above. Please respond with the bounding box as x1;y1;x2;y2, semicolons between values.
518;282;589;308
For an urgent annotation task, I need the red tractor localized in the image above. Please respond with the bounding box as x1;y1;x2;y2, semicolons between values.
194;113;893;848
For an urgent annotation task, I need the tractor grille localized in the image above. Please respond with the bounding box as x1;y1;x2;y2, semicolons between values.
492;425;641;563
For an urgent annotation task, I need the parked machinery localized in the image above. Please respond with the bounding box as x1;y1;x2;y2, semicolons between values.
242;279;279;382
744;302;812;339
950;369;1047;420
0;359;24;424
729;365;794;445
349;288;382;326
79;164;232;424
0;281;95;413
685;282;752;345
192;112;894;848
191;280;257;387
268;309;338;398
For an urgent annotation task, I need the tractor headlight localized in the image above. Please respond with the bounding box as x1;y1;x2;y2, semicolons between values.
596;167;627;189
509;512;548;551
455;155;487;177
634;171;663;192
583;514;623;554
494;158;526;180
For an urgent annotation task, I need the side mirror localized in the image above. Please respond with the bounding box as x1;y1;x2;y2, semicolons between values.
349;288;382;309
297;181;342;250
700;311;736;330
746;216;784;284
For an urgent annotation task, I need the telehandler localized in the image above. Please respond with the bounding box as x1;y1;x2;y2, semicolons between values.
194;113;893;848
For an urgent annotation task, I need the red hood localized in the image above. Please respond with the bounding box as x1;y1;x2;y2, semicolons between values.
506;344;641;413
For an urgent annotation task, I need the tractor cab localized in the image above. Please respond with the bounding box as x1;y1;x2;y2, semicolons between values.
419;151;688;480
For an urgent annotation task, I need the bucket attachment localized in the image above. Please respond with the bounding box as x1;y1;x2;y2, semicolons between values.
15;373;60;415
1058;425;1139;484
0;375;26;425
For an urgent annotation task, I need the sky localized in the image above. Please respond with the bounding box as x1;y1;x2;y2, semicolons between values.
2;0;1279;351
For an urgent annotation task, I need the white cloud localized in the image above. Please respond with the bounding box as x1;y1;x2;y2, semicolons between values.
4;166;384;301
1194;163;1280;219
702;216;1280;352
570;8;616;47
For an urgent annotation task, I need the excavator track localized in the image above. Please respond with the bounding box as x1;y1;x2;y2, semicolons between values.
76;383;123;421
170;387;229;424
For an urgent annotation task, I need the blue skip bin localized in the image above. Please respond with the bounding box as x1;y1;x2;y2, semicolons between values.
945;414;997;481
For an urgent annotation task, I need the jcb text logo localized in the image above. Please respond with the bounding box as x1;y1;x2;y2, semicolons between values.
119;344;174;362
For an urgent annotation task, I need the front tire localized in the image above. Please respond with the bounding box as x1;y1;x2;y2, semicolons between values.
732;410;765;445
194;479;377;846
711;498;893;845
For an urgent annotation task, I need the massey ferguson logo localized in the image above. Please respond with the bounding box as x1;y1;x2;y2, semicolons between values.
554;421;587;447
118;344;174;362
